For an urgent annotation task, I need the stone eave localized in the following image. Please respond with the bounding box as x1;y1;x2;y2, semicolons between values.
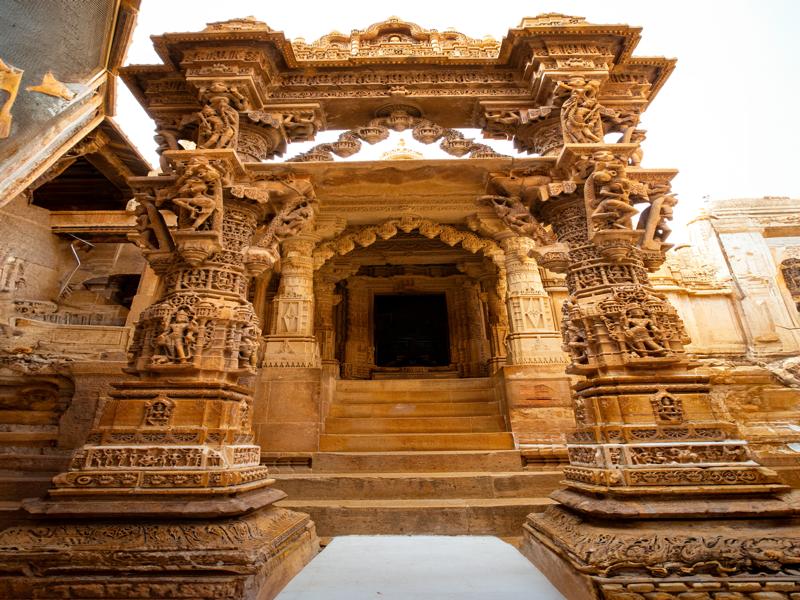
150;30;294;70
616;56;677;106
498;22;643;67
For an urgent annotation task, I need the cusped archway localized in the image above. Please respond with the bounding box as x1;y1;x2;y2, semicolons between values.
312;215;505;276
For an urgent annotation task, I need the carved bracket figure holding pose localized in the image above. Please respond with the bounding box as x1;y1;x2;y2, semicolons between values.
168;156;222;231
195;81;247;150
637;181;678;248
242;175;319;276
482;194;555;245
555;76;604;144
585;150;639;232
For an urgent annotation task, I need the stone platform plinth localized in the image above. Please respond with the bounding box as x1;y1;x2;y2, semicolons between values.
0;505;319;600
520;503;800;600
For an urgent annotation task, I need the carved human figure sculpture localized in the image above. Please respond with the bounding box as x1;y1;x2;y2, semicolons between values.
586;150;639;231
556;76;604;143
169;156;221;231
197;98;238;149
622;306;667;357
152;308;198;364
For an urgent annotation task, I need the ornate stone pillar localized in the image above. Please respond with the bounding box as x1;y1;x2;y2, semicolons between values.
487;144;797;598
1;148;320;595
39;151;278;505
499;234;562;366
263;236;320;368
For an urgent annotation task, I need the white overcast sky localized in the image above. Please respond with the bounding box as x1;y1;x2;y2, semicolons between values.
115;0;800;242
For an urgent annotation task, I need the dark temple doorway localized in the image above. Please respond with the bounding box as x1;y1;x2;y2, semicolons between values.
374;294;450;367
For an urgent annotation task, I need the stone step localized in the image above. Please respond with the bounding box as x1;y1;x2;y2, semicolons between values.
275;497;555;536
335;377;491;392
272;471;562;500
329;401;501;418
325;415;506;434
312;450;526;473
320;432;515;452
335;390;492;403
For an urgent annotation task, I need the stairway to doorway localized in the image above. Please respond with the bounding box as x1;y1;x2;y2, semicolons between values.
319;377;515;452
273;377;560;537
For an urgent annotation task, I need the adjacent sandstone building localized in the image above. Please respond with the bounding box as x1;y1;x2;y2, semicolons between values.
0;4;798;599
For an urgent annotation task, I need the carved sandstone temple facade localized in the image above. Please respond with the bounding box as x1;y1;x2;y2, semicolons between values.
0;7;799;599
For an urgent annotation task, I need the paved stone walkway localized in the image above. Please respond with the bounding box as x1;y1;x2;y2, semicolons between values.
276;535;564;599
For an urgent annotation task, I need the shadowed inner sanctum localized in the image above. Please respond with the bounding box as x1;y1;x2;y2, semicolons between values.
374;294;450;368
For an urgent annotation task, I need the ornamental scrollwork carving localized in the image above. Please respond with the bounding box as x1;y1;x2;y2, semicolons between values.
530;507;800;578
291;17;500;63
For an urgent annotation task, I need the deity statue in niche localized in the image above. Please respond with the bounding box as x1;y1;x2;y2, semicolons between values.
153;308;198;363
651;391;684;423
238;322;260;368
143;396;174;427
623;306;667;357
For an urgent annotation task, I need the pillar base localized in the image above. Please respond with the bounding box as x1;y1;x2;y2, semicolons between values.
521;503;800;600
0;504;319;600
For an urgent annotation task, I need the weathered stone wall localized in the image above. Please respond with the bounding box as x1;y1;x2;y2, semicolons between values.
0;194;67;300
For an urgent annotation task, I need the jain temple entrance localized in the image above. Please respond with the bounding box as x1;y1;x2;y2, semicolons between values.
0;7;799;600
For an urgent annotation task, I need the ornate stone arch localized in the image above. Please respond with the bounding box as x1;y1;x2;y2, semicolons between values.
313;215;503;268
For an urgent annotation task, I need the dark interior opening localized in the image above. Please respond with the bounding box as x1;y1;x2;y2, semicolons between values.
31;157;126;211
374;294;450;367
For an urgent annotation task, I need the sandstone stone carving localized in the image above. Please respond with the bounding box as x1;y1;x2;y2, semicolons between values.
1;12;798;600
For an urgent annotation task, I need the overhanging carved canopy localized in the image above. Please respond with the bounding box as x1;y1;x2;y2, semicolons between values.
120;14;675;153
